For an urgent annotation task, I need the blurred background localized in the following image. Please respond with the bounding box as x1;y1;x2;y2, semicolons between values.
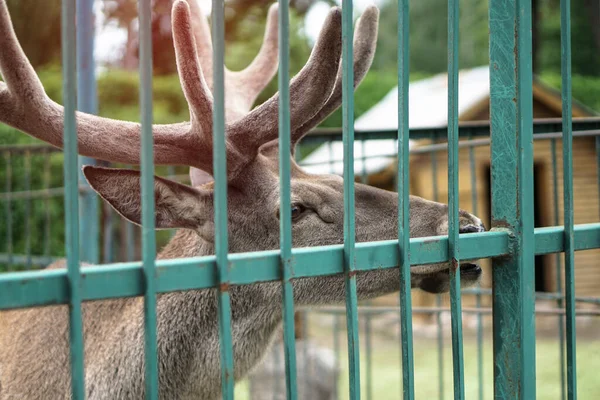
1;0;599;399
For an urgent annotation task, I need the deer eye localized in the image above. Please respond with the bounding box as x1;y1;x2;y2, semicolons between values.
291;204;305;221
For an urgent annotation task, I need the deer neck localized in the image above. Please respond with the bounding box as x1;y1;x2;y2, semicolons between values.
148;229;284;398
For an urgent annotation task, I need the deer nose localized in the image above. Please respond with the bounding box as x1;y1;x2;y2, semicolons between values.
459;224;485;234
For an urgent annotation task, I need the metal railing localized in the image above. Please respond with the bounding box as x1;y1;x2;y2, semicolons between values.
1;0;600;400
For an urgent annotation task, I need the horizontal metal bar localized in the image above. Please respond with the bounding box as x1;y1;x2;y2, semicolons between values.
309;306;600;317
409;129;600;155
1;224;599;310
0;254;60;266
461;288;600;305
300;117;600;144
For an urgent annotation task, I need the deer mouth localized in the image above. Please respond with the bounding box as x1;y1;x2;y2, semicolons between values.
415;262;482;293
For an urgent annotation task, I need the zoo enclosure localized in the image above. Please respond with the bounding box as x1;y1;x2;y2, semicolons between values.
1;1;600;400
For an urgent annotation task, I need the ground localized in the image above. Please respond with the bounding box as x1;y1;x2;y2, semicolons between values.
233;310;600;399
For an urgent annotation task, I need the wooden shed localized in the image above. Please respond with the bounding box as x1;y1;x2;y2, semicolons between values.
301;66;599;326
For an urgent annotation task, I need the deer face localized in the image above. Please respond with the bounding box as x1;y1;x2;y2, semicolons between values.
1;0;483;296
83;144;484;295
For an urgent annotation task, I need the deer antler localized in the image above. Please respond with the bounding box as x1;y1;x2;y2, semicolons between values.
187;0;280;121
0;0;377;183
291;5;379;146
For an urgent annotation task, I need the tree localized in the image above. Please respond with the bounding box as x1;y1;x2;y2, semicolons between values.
372;0;488;74
102;0;318;76
5;0;62;69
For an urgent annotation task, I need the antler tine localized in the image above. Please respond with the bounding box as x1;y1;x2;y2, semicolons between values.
187;0;214;90
230;3;279;103
0;0;47;103
172;1;213;125
187;0;279;118
291;5;379;146
226;7;343;178
0;0;205;170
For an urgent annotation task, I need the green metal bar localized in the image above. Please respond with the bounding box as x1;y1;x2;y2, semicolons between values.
468;134;484;400
127;166;137;262
298;118;600;145
397;0;415;398
3;225;600;310
43;150;53;265
361;142;373;400
24;151;32;269
211;0;235;398
341;2;361;398
103;209;114;263
138;0;159;397
447;0;464;397
365;306;373;400
430;137;444;400
62;0;85;397
551;138;567;400
559;0;577;397
277;0;298;398
596;137;600;218
4;151;13;269
489;0;536;397
76;0;100;265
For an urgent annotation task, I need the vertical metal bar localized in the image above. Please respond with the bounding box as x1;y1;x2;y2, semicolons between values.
551;138;566;400
62;0;85;397
596;136;600;219
431;139;444;400
447;0;464;397
212;0;235;398
559;0;577;397
126;166;137;262
126;222;135;261
138;0;158;398
277;1;298;398
342;1;361;398
333;314;341;373
3;151;13;269
365;308;373;400
23;151;32;269
103;210;114;263
489;0;536;397
398;0;415;398
43;150;52;265
360;140;373;400
468;136;483;400
76;0;100;264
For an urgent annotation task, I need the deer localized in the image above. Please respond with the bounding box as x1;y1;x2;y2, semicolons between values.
0;0;486;399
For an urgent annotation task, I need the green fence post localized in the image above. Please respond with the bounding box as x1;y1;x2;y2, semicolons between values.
137;0;159;398
447;0;465;397
397;0;415;398
489;0;536;398
62;0;86;397
76;0;100;264
559;0;577;398
211;0;235;398
342;0;362;396
277;0;299;398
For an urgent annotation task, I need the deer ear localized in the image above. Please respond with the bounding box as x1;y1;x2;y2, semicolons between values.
83;166;210;230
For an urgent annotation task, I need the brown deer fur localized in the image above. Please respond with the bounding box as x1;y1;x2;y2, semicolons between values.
0;1;485;399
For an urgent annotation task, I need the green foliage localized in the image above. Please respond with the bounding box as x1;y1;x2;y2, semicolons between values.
538;0;600;77
538;73;600;113
0;127;67;271
5;0;62;68
373;0;489;74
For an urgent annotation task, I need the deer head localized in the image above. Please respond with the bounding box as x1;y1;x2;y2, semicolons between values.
0;1;485;398
0;0;484;293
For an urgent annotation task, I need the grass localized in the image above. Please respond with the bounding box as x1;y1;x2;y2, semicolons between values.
233;313;600;399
